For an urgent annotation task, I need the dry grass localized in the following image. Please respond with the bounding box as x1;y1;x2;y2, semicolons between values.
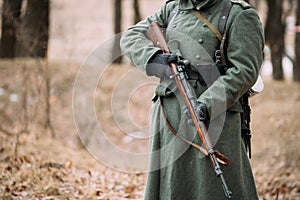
251;79;300;200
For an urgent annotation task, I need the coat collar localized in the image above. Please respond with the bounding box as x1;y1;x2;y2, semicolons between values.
178;0;218;11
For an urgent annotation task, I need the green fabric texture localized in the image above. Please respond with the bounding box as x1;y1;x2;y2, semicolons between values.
120;0;264;199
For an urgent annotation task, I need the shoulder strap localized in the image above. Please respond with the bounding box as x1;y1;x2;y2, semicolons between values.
192;10;222;41
216;0;233;74
218;0;233;36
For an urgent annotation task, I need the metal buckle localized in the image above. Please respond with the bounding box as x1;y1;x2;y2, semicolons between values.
215;50;222;64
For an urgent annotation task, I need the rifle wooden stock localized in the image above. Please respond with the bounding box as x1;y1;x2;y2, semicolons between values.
146;21;232;199
146;23;170;53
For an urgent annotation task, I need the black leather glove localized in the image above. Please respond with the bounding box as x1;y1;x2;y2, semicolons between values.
146;53;177;79
196;102;209;121
183;102;209;126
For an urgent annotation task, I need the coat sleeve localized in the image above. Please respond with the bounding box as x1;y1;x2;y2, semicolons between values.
120;1;177;72
197;8;265;119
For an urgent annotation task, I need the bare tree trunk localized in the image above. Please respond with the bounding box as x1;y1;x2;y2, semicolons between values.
0;0;22;58
265;0;285;80
44;53;56;137
112;0;123;64
16;0;49;57
294;0;300;81
133;0;142;24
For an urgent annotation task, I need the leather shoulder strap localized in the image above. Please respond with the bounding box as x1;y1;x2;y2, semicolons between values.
192;10;223;41
218;0;233;36
217;0;233;68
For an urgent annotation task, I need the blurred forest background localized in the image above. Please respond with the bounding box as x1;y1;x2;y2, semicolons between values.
0;0;299;199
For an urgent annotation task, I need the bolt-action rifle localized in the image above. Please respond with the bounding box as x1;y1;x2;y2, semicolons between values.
146;21;232;199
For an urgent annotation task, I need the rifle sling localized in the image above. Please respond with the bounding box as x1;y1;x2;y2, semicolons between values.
159;97;230;165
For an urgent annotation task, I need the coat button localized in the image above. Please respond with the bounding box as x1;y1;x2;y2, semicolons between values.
173;24;177;28
196;55;201;59
198;39;203;43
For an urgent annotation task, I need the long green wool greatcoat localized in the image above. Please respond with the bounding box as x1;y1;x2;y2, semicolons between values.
120;0;264;199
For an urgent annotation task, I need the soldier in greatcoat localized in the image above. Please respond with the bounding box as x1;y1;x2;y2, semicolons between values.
120;0;264;199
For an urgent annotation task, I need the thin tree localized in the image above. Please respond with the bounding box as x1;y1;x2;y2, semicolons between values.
0;0;22;58
294;0;300;81
133;0;142;24
265;0;285;80
112;0;123;64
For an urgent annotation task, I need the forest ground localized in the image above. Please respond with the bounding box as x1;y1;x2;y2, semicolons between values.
0;59;299;200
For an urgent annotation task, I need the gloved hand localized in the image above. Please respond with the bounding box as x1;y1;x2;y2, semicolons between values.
196;102;209;121
146;53;177;79
183;102;209;126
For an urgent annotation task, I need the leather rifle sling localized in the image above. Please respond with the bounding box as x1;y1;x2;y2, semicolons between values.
160;97;229;165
